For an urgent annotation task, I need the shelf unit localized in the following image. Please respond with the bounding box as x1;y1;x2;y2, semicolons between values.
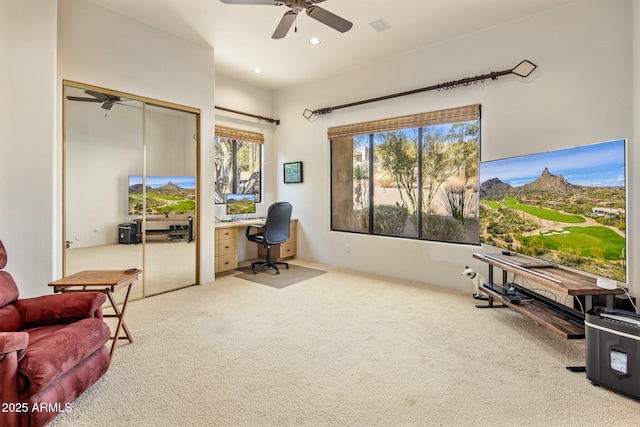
134;216;193;243
473;252;625;339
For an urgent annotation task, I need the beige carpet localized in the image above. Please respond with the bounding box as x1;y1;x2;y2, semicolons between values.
49;260;640;426
234;264;327;289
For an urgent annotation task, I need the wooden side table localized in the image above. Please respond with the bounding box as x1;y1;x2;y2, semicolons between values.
49;269;141;360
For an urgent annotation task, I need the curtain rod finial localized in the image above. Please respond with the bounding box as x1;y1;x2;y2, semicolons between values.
512;60;537;78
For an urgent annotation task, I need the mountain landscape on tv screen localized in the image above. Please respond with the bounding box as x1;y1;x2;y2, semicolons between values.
128;181;196;215
480;166;626;282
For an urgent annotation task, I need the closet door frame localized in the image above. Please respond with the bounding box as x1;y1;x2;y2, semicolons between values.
62;80;200;297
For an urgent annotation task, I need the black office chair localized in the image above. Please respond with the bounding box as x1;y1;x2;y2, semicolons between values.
246;202;292;274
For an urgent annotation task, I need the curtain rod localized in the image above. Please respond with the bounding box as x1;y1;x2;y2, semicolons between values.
302;60;537;119
215;105;280;125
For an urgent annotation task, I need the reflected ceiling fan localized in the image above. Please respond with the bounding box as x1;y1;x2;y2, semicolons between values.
66;90;123;110
220;0;353;39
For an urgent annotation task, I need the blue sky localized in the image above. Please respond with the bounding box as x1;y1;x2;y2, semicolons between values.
480;139;625;188
128;175;196;189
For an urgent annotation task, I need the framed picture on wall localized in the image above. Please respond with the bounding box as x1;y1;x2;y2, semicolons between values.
284;161;303;184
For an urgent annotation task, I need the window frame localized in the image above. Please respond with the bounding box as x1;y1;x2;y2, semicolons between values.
214;126;264;204
329;105;481;245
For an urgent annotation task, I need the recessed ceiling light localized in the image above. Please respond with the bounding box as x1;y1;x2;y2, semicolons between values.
308;37;321;46
253;68;263;74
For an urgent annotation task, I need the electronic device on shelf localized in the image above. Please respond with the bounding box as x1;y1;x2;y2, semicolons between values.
483;282;513;296
597;277;618;290
504;294;523;304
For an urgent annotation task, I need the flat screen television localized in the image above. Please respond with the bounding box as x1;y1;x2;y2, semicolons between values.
479;139;626;283
225;193;257;216
128;175;196;215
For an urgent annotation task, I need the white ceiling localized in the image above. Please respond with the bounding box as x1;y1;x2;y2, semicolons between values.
86;0;579;91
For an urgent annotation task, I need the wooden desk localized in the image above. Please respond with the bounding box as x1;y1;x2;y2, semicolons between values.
49;269;141;360
474;253;624;339
214;219;297;274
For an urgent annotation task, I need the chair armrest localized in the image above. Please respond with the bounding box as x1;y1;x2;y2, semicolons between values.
15;292;107;328
245;224;264;238
0;332;28;358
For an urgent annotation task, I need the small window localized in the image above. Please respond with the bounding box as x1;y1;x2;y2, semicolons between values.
214;126;263;203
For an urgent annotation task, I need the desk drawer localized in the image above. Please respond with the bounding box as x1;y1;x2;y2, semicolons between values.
258;240;296;261
216;228;235;240
216;238;237;256
215;228;237;273
280;241;296;259
215;254;237;273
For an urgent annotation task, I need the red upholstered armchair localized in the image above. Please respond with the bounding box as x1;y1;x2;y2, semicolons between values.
0;240;111;427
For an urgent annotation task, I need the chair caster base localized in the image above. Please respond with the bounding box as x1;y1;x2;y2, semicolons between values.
251;260;289;275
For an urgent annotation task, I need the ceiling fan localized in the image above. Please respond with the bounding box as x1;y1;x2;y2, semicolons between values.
220;0;353;39
66;90;123;110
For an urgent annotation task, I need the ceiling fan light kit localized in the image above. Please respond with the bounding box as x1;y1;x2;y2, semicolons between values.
220;0;352;39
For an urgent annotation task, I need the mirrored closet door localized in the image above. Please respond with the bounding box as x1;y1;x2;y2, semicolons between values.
63;81;199;300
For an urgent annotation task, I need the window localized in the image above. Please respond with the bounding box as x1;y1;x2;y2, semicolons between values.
214;126;263;203
330;105;480;245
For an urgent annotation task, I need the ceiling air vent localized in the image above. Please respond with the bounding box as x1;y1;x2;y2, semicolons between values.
368;18;391;33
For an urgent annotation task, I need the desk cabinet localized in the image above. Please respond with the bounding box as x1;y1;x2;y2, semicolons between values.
215;228;238;273
214;219;298;274
258;220;297;261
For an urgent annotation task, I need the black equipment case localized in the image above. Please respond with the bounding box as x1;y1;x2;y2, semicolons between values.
585;307;640;399
118;223;138;244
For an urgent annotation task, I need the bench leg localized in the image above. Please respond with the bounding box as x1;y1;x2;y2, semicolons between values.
475;295;507;309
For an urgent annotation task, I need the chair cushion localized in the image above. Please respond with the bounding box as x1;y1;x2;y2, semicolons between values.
0;271;19;309
0;240;7;270
18;318;111;396
0;270;21;331
0;304;22;332
0;331;29;358
16;292;106;329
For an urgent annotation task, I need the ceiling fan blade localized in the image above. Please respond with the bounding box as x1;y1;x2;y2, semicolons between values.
84;90;110;102
272;10;297;39
66;96;101;102
220;0;283;5
306;5;352;33
101;102;115;110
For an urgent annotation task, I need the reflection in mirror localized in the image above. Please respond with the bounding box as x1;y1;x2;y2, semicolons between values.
143;104;197;295
63;82;199;300
64;85;145;302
